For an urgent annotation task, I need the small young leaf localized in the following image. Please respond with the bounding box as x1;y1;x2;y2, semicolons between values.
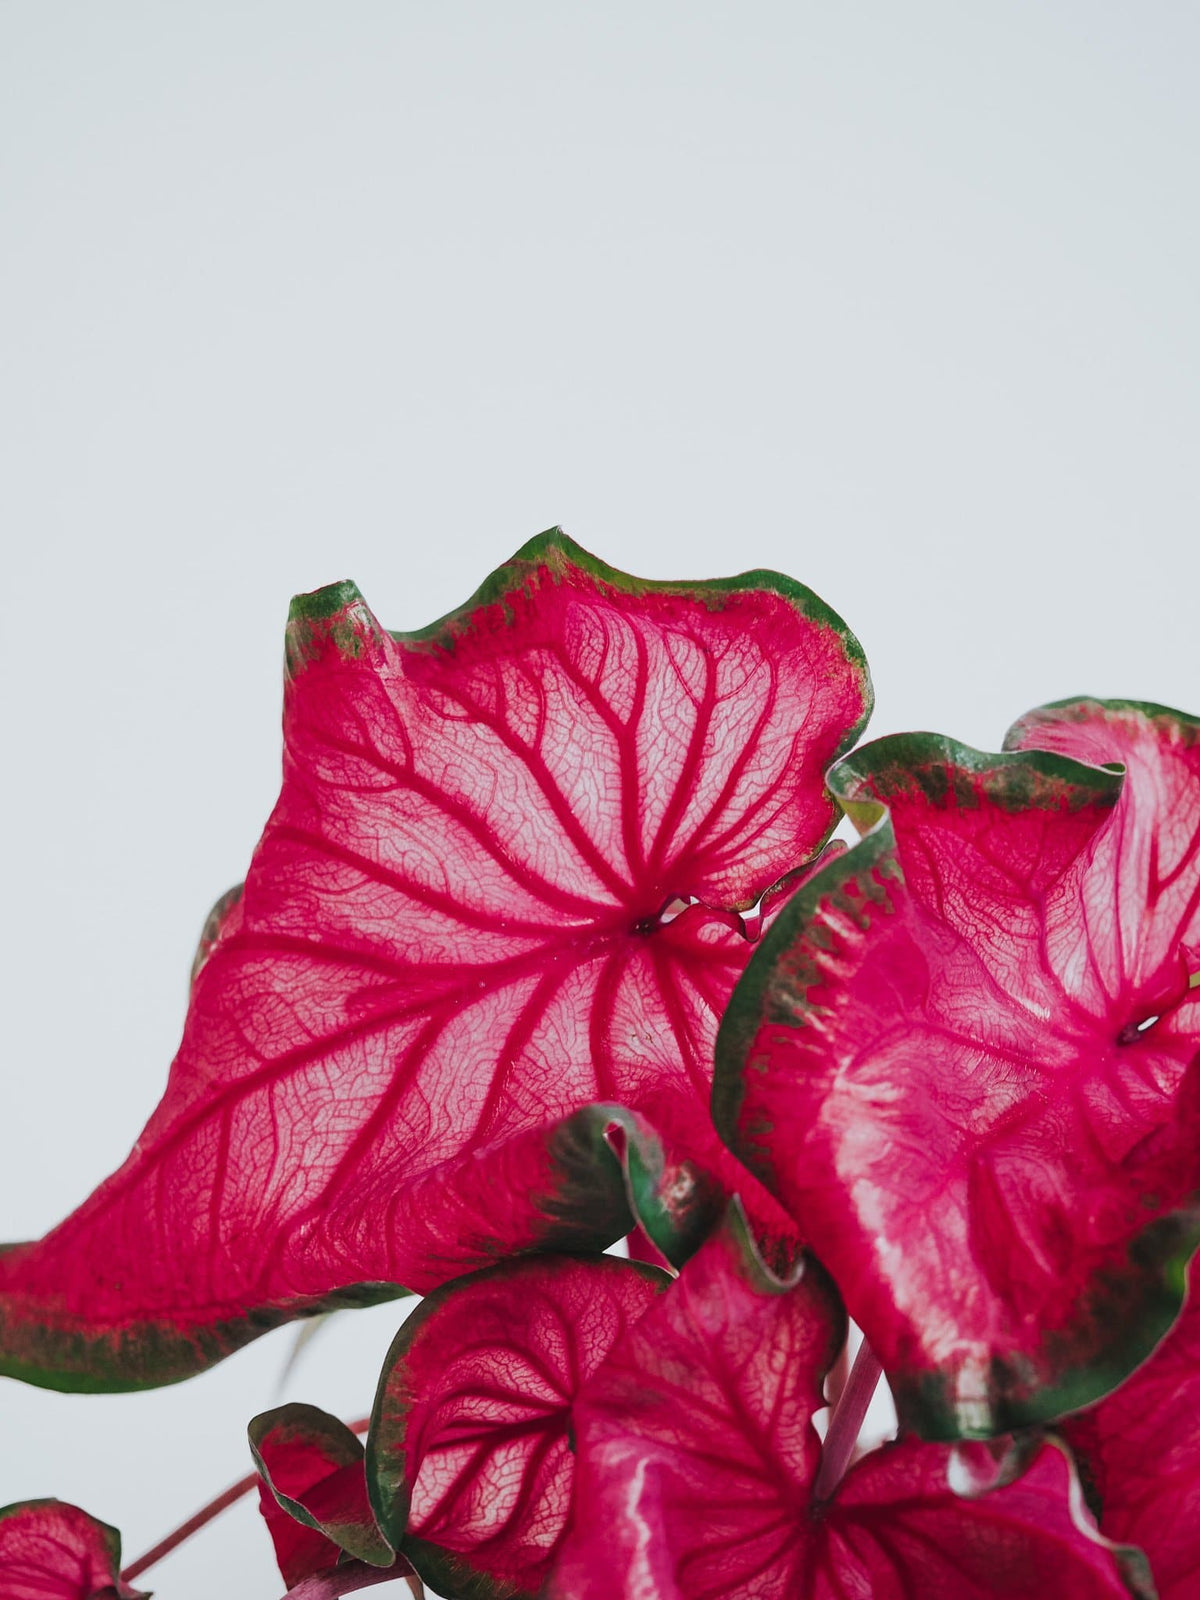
548;1208;1152;1599
0;1500;147;1599
715;710;1200;1438
368;1253;669;1600
250;1404;393;1585
0;531;867;1390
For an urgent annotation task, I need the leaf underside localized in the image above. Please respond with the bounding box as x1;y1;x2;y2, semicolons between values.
0;530;870;1389
715;704;1200;1438
250;1403;393;1585
0;1499;147;1600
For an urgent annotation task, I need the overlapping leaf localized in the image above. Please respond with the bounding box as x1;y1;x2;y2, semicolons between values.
1063;1253;1200;1600
548;1207;1151;1599
0;1500;147;1600
250;1405;392;1586
716;701;1200;1437
0;531;869;1390
368;1253;668;1600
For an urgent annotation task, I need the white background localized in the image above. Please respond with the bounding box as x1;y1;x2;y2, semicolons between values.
1;4;1197;1595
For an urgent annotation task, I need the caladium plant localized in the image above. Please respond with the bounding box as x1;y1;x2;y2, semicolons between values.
0;531;1195;1598
1061;1253;1200;1600
551;1204;1153;1600
714;701;1200;1440
0;530;868;1392
0;1500;148;1600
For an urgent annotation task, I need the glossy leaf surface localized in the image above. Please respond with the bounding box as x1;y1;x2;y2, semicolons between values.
549;1209;1150;1599
1064;1253;1200;1600
369;1253;668;1600
716;709;1200;1436
0;1500;147;1599
250;1404;392;1585
0;531;866;1390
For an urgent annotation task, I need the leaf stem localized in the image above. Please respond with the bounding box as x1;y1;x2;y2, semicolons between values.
813;1339;882;1503
121;1469;260;1582
283;1558;417;1599
121;1415;371;1582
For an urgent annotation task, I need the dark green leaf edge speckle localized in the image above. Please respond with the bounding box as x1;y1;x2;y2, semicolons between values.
0;1275;408;1395
1004;694;1200;753
366;1253;672;1600
713;730;1200;1441
283;528;873;770
249;1402;394;1569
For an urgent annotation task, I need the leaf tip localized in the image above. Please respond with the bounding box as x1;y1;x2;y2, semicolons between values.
286;581;386;677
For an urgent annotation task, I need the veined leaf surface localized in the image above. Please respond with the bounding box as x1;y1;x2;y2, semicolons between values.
548;1209;1151;1599
0;1500;147;1600
368;1254;668;1600
716;703;1200;1437
0;531;869;1390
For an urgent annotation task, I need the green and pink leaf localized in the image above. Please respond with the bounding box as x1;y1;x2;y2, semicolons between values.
368;1254;669;1600
1063;1252;1200;1600
548;1207;1152;1599
250;1405;392;1585
0;1500;147;1599
0;532;866;1390
715;707;1200;1436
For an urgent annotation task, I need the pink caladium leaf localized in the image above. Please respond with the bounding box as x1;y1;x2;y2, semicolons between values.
715;703;1200;1438
1062;1253;1200;1600
367;1253;669;1600
0;1500;148;1600
250;1404;394;1585
0;531;866;1392
1004;699;1200;1003
548;1205;1153;1600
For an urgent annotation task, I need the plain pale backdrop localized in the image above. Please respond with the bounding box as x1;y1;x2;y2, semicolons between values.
2;4;1198;1595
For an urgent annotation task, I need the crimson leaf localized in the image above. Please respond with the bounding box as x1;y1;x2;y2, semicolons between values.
0;531;868;1390
250;1404;393;1585
1062;1252;1200;1600
368;1253;669;1600
0;1500;147;1600
548;1206;1152;1599
715;708;1200;1437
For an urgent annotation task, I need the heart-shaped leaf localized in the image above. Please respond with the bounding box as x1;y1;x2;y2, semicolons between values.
1062;1252;1200;1600
548;1207;1152;1599
0;531;868;1391
368;1253;669;1600
250;1404;393;1585
0;1500;148;1599
715;708;1200;1438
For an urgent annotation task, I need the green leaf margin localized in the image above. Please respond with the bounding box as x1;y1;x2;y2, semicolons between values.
3;531;866;1395
0;1272;408;1396
0;1497;148;1600
713;730;1200;1440
0;1099;718;1394
249;1402;394;1570
367;1253;672;1600
282;528;874;899
1005;693;1200;754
